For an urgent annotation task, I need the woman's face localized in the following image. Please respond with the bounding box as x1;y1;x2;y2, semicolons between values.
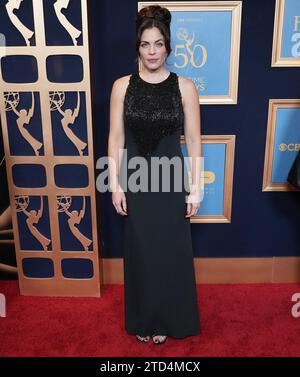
138;27;168;71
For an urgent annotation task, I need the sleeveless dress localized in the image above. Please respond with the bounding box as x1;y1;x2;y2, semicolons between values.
121;70;201;338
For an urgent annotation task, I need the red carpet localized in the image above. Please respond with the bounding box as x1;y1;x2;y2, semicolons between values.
0;281;300;357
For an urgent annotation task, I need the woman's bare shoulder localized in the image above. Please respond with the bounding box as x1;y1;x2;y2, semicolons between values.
111;74;132;97
177;74;196;92
177;74;197;105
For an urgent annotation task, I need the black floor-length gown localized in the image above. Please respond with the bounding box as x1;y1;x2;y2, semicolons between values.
120;70;201;338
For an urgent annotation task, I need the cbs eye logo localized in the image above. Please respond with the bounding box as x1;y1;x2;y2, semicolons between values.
291;293;300;318
279;144;300;152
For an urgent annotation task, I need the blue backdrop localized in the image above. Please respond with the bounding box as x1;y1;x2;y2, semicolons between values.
88;0;300;258
0;0;291;261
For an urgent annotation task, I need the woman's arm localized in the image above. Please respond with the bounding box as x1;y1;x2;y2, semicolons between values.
180;77;202;215
108;76;129;216
108;77;126;191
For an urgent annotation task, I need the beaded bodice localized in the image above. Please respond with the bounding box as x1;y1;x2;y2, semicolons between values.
123;71;184;158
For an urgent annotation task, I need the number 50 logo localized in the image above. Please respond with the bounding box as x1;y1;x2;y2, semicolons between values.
173;29;207;69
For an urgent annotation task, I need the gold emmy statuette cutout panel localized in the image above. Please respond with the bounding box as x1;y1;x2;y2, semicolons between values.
0;0;101;296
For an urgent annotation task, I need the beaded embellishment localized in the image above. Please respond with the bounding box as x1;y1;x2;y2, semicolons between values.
123;71;184;157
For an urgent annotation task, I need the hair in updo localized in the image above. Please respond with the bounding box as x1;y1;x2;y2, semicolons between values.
135;5;172;64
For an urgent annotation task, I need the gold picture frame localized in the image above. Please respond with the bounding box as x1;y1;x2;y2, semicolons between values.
271;0;300;67
262;99;300;192
180;135;236;223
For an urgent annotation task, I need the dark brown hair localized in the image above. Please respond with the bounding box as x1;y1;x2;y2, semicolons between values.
135;5;172;65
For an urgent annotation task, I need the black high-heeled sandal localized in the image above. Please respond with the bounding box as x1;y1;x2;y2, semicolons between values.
136;335;150;343
152;335;167;345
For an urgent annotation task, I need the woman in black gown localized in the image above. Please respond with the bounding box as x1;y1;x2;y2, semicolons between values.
108;5;202;344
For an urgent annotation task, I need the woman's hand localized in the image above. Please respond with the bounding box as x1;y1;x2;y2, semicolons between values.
185;185;201;218
112;184;128;216
185;200;200;218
